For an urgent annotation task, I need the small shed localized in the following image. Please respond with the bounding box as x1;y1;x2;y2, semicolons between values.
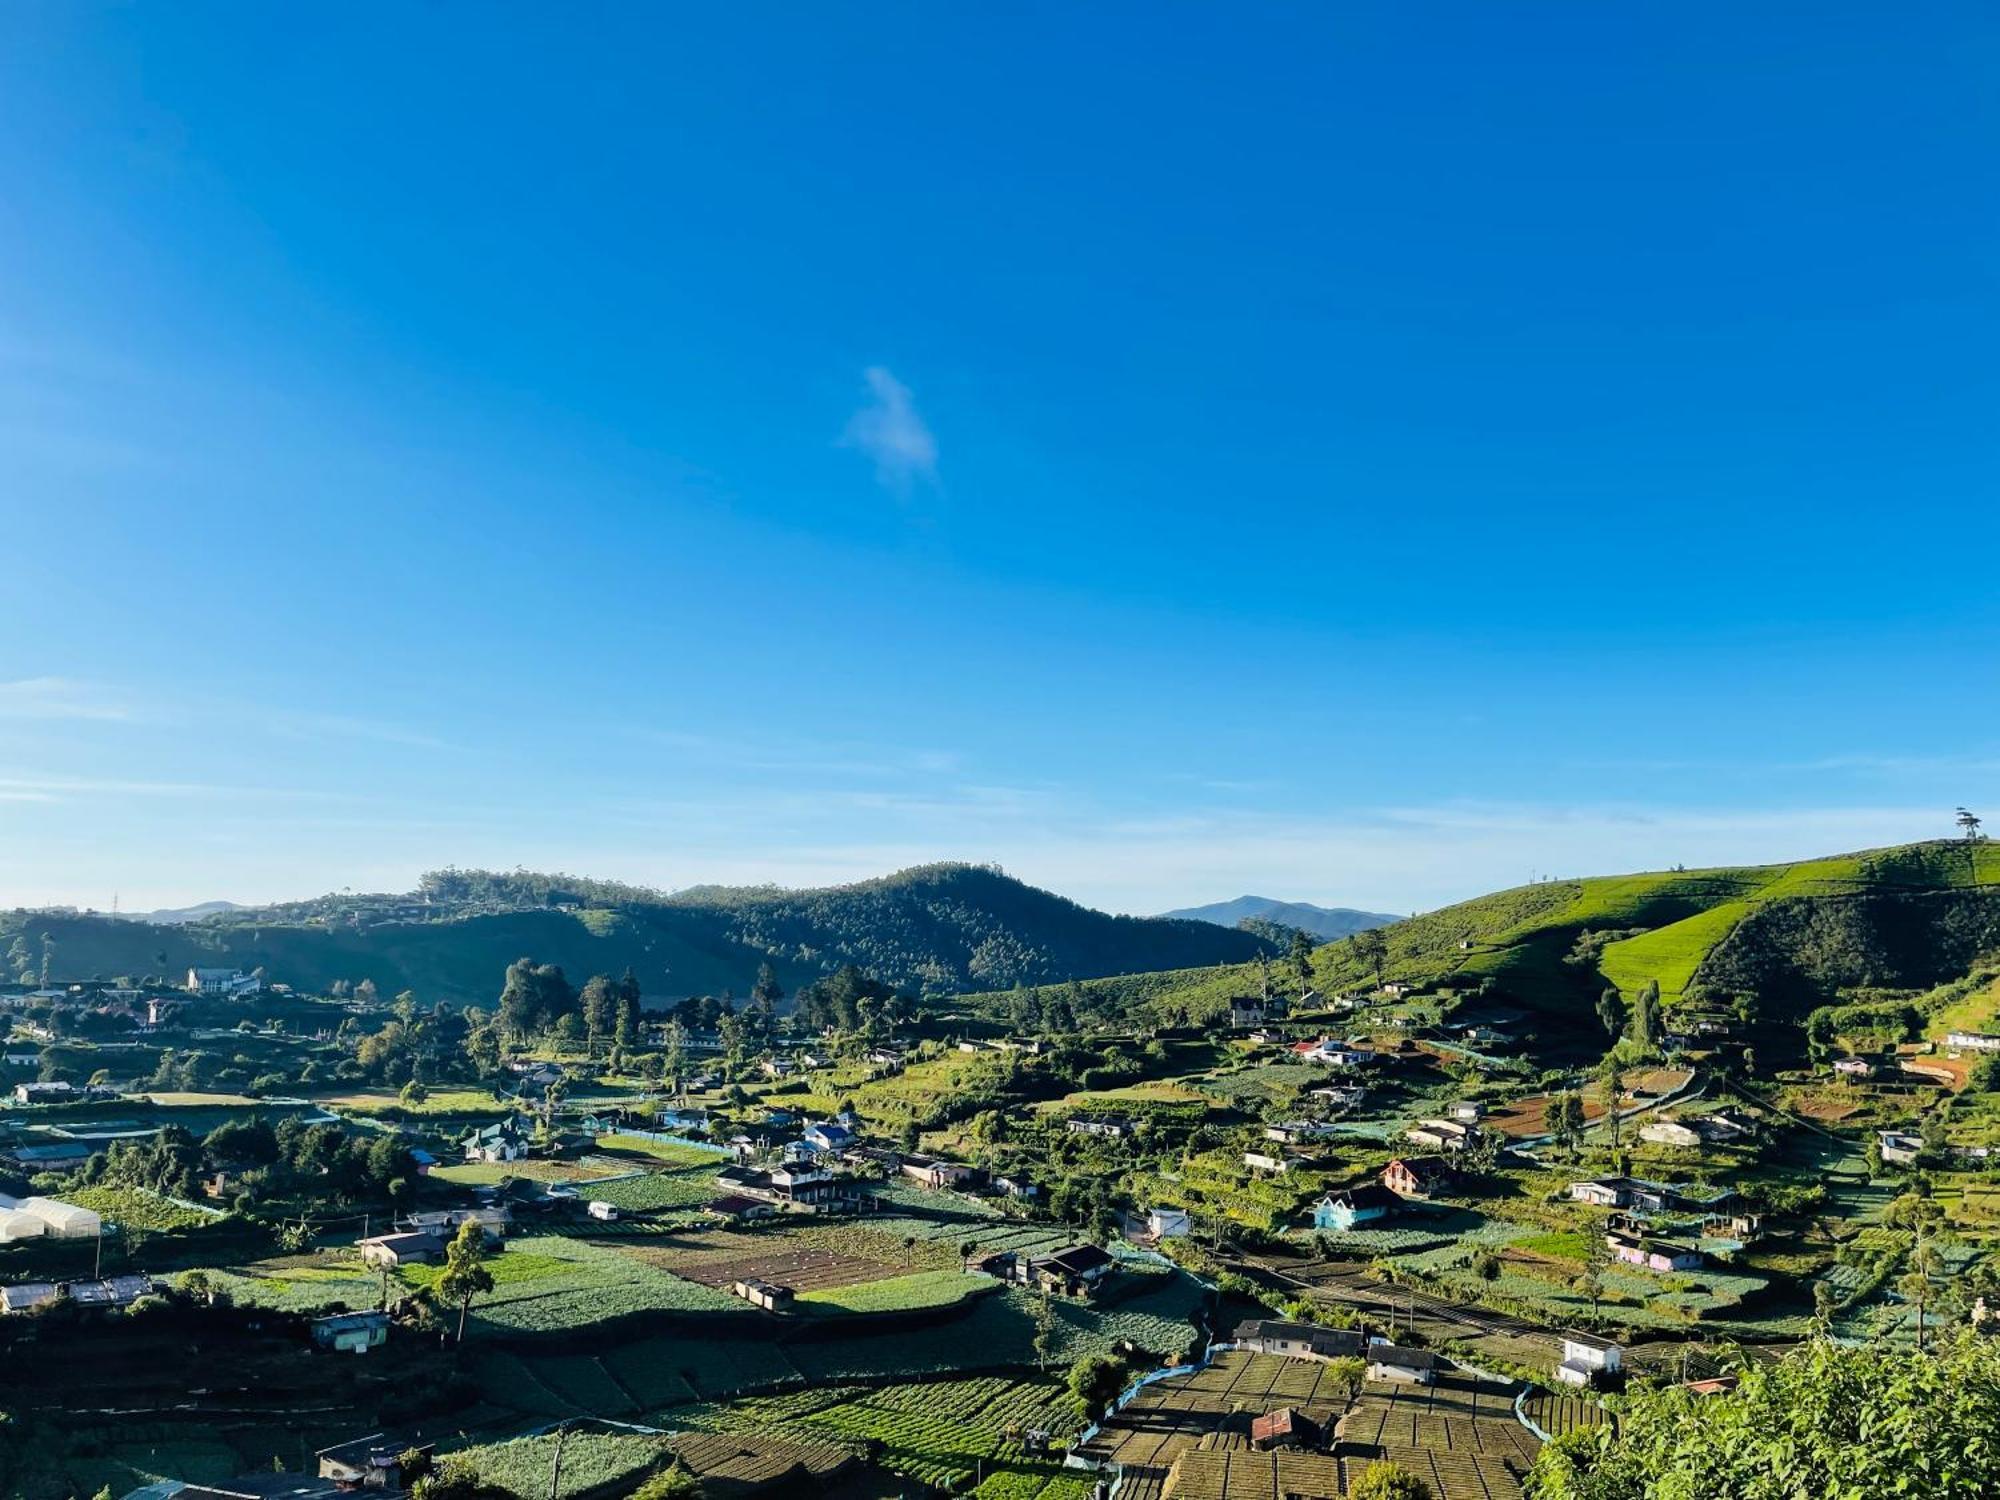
312;1310;391;1354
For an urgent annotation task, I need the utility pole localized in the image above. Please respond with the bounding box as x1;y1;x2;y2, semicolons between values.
548;1422;571;1500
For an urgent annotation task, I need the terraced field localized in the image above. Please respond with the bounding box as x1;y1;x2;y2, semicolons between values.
674;1374;1082;1493
1339;1377;1539;1500
1076;1349;1357;1471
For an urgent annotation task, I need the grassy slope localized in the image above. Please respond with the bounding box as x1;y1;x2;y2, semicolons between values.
978;839;2000;1029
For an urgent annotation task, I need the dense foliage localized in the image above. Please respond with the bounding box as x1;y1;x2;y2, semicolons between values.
1526;1335;2000;1499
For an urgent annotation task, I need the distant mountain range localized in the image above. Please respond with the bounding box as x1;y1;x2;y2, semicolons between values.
112;900;246;925
1157;896;1402;941
5;864;1274;1003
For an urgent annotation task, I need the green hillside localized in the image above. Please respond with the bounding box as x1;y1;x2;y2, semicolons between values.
0;862;1270;1005
977;839;2000;1042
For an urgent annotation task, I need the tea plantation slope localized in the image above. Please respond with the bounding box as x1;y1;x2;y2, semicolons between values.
978;839;2000;1035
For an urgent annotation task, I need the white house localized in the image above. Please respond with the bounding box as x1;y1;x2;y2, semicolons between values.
1450;1101;1486;1124
184;967;261;997
1295;1039;1374;1068
1365;1340;1440;1385
1832;1057;1875;1079
1878;1130;1923;1165
1555;1331;1624;1387
1946;1031;2000;1054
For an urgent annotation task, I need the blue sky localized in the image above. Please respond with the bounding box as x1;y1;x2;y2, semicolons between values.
1;4;1995;915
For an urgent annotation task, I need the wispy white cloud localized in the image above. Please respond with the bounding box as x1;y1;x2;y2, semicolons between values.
842;366;937;491
0;678;136;723
265;710;450;751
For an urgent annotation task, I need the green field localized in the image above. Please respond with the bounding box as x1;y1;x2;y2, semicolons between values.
396;1234;743;1330
795;1269;993;1315
65;1184;226;1232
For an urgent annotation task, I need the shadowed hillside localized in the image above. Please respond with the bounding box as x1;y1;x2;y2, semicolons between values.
0;863;1272;1004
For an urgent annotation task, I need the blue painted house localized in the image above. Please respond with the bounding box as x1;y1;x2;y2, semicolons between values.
1313;1184;1401;1232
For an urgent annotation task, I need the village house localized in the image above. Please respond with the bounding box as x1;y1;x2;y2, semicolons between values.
318;1433;434;1491
184;967;261;997
1250;1406;1318;1451
12;1080;86;1106
1704;1209;1764;1242
1555;1330;1624;1388
1382;1156;1456;1199
1295;1039;1375;1068
1606;1229;1702;1273
1066;1115;1136;1139
707;1193;777;1222
1025;1243;1116;1298
1567;1175;1685;1212
1309;1084;1368;1108
1144;1206;1192;1239
1366;1341;1441;1385
461;1118;531;1163
357;1230;447;1269
312;1310;391;1354
1833;1057;1876;1079
1313;1184;1400;1232
1229;1001;1267;1029
1405;1118;1476;1152
802;1121;855;1153
900;1154;980;1190
1878;1130;1923;1166
992;1174;1039;1199
1451;1100;1486;1124
1231;1319;1366;1360
1946;1030;2000;1054
403;1205;509;1241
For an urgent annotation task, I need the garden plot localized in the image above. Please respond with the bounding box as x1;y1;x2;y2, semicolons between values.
1339;1377;1539;1500
456;1431;672;1499
673;1374;1082;1493
397;1234;740;1330
186;1252;382;1313
1077;1350;1360;1471
629;1222;952;1292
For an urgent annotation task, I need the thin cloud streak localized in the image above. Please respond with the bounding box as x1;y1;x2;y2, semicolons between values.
841;366;938;491
0;678;137;722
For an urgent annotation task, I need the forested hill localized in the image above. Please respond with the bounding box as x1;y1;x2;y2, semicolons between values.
978;839;2000;1048
0;862;1273;1005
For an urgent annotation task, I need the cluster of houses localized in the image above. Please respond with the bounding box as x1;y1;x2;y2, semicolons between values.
1566;1173;1761;1274
1230;1317;1443;1387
